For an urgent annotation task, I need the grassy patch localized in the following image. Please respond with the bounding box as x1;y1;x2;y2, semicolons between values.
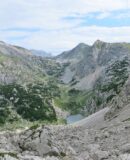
123;118;130;122
122;43;130;51
0;152;18;159
0;54;8;63
54;87;92;114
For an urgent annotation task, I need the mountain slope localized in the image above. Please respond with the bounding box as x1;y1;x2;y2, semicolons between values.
56;43;90;62
54;40;130;116
0;41;65;127
57;40;130;90
0;41;32;57
0;41;63;84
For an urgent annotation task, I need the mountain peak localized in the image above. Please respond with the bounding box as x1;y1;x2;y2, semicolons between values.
93;40;106;48
93;40;105;45
0;41;6;45
74;43;89;50
77;43;88;47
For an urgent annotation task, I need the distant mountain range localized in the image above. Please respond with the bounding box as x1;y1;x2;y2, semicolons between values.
31;49;52;57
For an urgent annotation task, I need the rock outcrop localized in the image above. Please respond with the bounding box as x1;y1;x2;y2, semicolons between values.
1;102;130;160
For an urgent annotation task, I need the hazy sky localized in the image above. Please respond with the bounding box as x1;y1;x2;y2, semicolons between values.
0;0;130;54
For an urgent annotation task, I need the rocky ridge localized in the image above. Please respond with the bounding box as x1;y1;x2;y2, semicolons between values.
57;40;130;90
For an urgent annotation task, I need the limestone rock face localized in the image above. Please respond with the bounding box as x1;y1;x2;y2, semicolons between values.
105;76;130;120
1;114;130;160
56;41;130;90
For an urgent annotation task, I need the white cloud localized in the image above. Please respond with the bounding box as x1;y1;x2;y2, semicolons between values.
0;0;130;29
0;0;130;54
8;26;129;55
96;12;111;19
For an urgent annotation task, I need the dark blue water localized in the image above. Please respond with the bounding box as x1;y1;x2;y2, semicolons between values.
67;114;84;124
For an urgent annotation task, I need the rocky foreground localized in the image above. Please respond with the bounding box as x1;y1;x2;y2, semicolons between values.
0;104;130;160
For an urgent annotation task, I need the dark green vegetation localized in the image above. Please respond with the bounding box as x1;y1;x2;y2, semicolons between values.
85;58;130;115
0;152;18;159
0;82;60;125
101;58;129;94
97;58;129;102
123;118;130;122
